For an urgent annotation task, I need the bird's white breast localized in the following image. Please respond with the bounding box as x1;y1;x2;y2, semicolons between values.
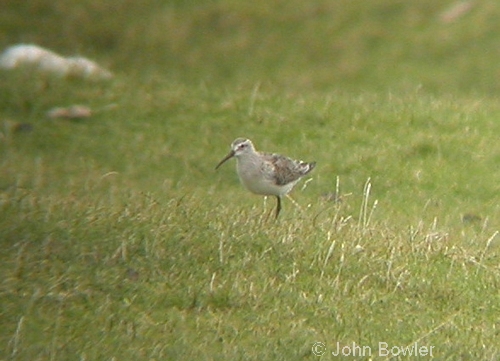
235;155;293;196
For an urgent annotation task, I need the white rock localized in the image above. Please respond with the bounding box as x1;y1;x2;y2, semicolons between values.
0;44;112;79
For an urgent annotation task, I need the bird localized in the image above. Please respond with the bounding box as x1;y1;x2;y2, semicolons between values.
215;138;316;219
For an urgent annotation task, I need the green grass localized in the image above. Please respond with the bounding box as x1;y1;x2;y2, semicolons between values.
2;1;500;360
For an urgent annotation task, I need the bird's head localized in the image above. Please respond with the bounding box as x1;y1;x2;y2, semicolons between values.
215;138;255;169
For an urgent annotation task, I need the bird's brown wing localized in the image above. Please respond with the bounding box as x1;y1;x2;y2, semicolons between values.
262;153;316;186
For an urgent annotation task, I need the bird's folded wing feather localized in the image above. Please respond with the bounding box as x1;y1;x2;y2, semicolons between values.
261;153;312;186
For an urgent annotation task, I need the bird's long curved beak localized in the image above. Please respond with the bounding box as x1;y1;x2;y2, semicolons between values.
215;150;235;170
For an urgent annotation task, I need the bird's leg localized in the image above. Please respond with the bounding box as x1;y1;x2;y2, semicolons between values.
275;196;282;219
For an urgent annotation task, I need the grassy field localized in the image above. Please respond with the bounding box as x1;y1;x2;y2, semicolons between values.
1;1;500;360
